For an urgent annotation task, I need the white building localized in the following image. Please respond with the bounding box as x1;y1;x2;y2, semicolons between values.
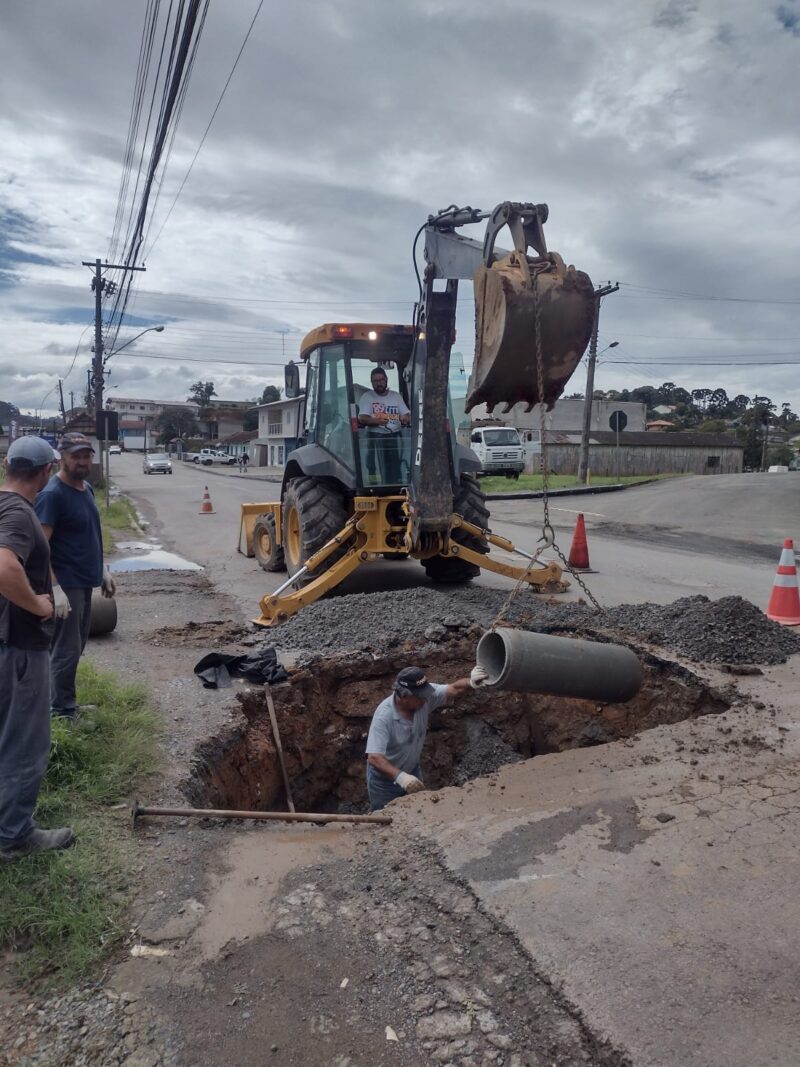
252;397;304;467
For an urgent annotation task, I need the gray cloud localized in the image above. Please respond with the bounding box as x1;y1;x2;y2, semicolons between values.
0;0;798;414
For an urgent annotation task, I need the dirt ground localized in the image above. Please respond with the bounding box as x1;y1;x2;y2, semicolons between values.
1;499;797;1066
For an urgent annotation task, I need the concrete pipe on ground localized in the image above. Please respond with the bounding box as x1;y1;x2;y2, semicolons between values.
477;629;642;703
89;591;118;637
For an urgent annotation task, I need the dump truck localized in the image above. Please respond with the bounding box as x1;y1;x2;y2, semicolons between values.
239;201;595;626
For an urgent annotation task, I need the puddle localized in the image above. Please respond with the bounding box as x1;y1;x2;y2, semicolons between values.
110;540;202;573
194;827;354;960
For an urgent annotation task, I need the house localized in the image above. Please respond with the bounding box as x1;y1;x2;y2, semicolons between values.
107;396;255;448
252;396;304;467
220;429;258;459
646;419;675;431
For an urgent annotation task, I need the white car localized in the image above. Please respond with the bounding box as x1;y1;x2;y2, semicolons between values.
109;445;123;455
143;453;173;475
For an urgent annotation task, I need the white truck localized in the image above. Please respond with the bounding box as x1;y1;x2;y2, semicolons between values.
185;448;237;466
469;425;525;478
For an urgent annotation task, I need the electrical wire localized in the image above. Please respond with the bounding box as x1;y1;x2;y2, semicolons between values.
146;0;265;257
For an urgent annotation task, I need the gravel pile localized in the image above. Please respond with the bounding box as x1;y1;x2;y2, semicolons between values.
262;586;800;666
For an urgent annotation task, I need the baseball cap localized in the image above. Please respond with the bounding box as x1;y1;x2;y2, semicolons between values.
58;432;95;455
6;436;60;470
394;666;435;699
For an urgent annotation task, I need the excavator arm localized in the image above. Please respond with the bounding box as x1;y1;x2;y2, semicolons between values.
406;202;595;549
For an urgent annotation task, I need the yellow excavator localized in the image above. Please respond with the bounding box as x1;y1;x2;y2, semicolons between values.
239;202;596;626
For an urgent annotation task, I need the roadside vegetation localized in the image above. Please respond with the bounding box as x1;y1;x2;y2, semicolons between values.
98;495;139;551
0;662;160;986
479;473;678;493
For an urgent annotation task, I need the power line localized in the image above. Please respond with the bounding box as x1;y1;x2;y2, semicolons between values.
145;0;265;257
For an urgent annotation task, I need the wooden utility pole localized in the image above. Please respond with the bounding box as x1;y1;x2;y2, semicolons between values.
81;258;146;416
577;283;619;484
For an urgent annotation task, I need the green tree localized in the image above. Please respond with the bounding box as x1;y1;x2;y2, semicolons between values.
188;381;217;414
153;406;199;443
243;407;259;431
767;444;796;466
261;384;282;404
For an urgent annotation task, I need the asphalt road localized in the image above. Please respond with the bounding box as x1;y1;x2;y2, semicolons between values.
110;455;789;618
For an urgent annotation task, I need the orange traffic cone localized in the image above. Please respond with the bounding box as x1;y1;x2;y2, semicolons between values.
766;538;800;626
199;486;216;515
568;513;593;571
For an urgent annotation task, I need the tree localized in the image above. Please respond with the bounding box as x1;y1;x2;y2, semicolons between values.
767;444;796;467
243;407;259;431
188;381;217;413
707;388;729;415
154;406;199;443
261;384;282;404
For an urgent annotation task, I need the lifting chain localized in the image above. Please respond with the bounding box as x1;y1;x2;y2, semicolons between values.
492;261;605;626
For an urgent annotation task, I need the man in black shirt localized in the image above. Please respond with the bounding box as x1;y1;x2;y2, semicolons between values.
0;437;75;861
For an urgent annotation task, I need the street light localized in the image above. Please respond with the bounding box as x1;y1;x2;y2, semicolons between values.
104;325;165;364
598;341;619;359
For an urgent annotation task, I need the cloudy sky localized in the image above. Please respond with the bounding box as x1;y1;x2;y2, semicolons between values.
1;0;798;418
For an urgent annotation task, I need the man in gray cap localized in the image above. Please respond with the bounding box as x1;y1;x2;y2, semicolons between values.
0;437;75;860
35;432;115;720
365;663;488;811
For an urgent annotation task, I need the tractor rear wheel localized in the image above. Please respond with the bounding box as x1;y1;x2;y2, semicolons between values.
282;477;349;588
253;513;286;572
423;475;490;583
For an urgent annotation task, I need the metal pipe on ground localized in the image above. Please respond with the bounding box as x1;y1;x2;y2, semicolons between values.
477;629;642;703
131;802;391;827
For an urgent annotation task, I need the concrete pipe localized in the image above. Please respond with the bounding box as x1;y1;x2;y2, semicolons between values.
89;591;118;637
476;629;642;703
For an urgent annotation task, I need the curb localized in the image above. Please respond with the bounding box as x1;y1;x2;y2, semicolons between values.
485;478;663;502
178;461;282;484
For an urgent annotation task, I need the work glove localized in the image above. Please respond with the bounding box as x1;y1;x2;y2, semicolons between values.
101;567;116;599
470;665;489;689
52;585;71;619
395;771;425;794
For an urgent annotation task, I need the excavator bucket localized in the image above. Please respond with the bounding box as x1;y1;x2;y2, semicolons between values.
467;251;595;413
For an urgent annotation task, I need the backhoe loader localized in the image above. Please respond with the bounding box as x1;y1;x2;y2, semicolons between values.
239;202;595;626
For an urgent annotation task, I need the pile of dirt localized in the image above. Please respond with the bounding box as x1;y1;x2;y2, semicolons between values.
262;587;800;666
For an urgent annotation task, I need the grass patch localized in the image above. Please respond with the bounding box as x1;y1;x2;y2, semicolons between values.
479;473;680;493
0;661;160;986
98;496;139;552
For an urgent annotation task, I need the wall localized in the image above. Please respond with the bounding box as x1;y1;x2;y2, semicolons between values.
471;398;647;434
531;444;743;476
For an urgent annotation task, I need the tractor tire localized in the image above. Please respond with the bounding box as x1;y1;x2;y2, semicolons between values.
423;474;490;583
253;513;286;572
282;477;349;588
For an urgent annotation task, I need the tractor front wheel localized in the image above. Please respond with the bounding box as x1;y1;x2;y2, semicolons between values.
253;513;286;572
282;478;349;588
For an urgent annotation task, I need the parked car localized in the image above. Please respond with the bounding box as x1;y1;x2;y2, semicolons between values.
185;448;236;466
143;452;173;475
109;444;123;455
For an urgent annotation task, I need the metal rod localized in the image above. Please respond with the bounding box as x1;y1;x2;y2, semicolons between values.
272;565;308;597
264;685;295;813
132;803;391;826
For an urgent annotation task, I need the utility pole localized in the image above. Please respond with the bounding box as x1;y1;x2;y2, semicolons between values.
57;379;66;423
760;406;770;471
577;282;620;484
69;391;75;416
81;258;146;417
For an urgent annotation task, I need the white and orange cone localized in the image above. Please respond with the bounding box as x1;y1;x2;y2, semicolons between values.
199;486;216;515
766;538;800;626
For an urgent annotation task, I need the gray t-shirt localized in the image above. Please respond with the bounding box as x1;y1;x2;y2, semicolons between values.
365;683;449;773
357;388;410;434
0;490;53;651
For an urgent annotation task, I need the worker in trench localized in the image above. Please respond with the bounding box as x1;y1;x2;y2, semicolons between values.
366;665;488;810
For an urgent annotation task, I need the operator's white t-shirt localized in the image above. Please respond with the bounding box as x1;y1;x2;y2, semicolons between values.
358;388;409;434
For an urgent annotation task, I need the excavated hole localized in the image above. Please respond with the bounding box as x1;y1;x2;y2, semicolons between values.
185;636;730;812
184;634;732;814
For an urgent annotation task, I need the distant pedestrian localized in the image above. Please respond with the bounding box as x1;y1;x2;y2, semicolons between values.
237;453;244;473
242;450;250;473
0;436;75;861
34;433;115;721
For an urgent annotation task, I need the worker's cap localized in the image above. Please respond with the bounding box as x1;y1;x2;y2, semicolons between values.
394;666;434;699
58;432;95;455
6;436;60;470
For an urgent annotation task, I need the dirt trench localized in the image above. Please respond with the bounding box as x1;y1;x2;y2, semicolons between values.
184;634;730;813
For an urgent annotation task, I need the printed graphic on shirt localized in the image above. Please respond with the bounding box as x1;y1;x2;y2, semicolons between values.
358;389;409;434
